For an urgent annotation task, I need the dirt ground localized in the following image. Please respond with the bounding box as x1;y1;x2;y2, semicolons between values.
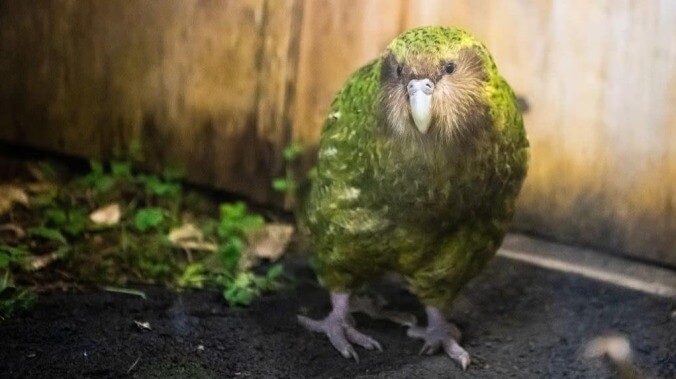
1;255;674;379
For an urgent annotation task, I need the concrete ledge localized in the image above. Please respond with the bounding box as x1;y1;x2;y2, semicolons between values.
500;234;676;298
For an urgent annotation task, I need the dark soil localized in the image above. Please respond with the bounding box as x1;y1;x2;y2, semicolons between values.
1;256;674;379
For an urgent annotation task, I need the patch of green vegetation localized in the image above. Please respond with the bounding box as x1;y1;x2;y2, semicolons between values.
79;160;117;193
0;143;287;318
133;208;165;232
0;246;36;319
272;142;304;207
222;264;283;305
0;278;36;320
177;263;208;289
174;201;284;306
214;202;280;305
28;226;68;245
47;206;89;237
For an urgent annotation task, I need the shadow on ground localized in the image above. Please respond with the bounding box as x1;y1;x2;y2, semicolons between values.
1;257;674;378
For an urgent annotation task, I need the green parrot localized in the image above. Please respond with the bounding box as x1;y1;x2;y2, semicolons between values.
297;26;529;370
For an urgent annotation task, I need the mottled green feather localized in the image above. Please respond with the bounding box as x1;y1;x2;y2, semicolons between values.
306;27;529;309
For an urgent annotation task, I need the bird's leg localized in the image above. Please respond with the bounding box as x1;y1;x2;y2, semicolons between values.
407;306;471;370
350;292;418;327
298;292;382;362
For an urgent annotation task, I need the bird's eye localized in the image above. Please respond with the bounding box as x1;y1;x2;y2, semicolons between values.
396;65;403;77
444;62;456;74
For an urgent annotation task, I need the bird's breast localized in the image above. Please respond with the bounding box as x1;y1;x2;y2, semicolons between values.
372;150;489;229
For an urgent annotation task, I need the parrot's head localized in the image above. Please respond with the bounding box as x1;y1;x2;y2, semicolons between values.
379;27;494;143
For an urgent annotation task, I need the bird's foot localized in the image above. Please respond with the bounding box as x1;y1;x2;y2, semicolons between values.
297;292;382;363
407;306;470;370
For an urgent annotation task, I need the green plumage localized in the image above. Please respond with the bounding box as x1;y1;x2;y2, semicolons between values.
305;27;529;309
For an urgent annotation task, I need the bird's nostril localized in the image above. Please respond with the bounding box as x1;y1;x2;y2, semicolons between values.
408;79;434;94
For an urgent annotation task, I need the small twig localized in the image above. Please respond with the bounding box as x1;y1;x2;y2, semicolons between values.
177;241;217;252
55;269;74;280
30;251;60;270
101;286;147;299
0;223;26;238
127;356;141;374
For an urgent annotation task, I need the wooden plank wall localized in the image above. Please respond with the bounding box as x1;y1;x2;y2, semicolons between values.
0;0;302;202
0;0;674;265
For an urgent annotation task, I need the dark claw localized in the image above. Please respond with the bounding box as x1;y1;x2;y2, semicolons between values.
345;325;383;352
342;346;359;363
419;342;438;356
409;320;471;369
443;339;471;370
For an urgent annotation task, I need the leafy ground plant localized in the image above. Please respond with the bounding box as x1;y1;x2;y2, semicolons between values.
173;202;285;306
0;148;289;317
0;245;36;319
272;143;304;208
214;202;283;305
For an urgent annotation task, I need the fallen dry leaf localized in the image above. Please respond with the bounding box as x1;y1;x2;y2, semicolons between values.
585;335;632;361
173;240;217;252
89;203;121;226
168;223;217;252
242;223;295;268
0;185;29;216
30;251;60;270
585;335;644;379
133;320;152;331
168;223;203;243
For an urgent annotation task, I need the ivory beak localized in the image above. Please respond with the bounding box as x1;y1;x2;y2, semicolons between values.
408;79;434;134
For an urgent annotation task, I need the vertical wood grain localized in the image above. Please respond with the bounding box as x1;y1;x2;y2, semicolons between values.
0;0;301;203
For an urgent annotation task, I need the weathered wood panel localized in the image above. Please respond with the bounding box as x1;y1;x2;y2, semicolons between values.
0;0;301;203
0;0;674;265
